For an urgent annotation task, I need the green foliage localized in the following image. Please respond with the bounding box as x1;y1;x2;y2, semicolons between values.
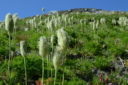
0;32;9;56
93;56;113;70
0;11;128;84
0;56;42;84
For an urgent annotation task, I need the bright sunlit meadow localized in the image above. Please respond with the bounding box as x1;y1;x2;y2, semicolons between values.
0;0;128;85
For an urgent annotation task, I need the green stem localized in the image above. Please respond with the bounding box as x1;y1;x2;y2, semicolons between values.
51;68;53;78
62;71;65;85
42;57;44;84
47;56;49;78
7;32;11;83
23;56;27;85
54;69;57;85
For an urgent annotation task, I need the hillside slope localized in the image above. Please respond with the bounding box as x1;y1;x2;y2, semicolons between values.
0;8;128;85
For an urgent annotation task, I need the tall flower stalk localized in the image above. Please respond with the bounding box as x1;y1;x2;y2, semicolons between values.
5;13;14;82
12;13;19;39
53;46;63;85
53;28;68;85
51;35;55;56
20;40;27;85
38;36;49;84
57;28;68;50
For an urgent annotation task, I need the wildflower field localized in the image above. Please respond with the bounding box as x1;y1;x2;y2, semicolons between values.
0;9;128;85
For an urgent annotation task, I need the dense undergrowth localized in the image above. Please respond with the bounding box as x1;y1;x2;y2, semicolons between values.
0;11;128;85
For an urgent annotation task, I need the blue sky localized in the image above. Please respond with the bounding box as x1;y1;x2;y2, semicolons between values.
0;0;127;21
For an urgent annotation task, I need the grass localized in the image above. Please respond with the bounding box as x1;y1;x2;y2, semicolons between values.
0;11;128;84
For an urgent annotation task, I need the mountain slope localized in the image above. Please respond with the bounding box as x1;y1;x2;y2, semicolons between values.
0;8;128;85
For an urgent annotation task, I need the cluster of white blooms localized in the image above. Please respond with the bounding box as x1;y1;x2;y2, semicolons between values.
5;13;20;33
50;34;55;47
20;40;27;85
68;16;74;24
61;14;68;25
52;28;69;85
100;18;106;24
46;19;54;32
44;17;52;31
51;15;61;27
22;12;71;33
112;19;117;25
53;28;68;70
38;21;43;26
26;17;37;29
5;13;14;33
53;46;63;70
79;19;87;25
13;13;19;29
96;21;99;28
24;27;29;31
56;28;68;50
90;20;99;30
44;14;71;32
38;36;49;57
35;28;69;85
37;28;68;70
118;17;128;26
20;40;26;57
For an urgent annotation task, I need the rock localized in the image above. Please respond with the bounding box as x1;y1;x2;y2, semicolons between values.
114;60;124;71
